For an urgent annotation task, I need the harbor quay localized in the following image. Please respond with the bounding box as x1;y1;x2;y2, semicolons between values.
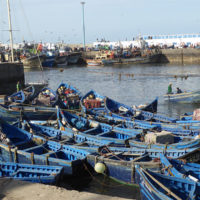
0;62;24;95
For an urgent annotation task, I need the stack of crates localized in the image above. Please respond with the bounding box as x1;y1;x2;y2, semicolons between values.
84;99;101;109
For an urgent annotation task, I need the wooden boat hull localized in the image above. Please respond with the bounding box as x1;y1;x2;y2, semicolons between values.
164;90;200;103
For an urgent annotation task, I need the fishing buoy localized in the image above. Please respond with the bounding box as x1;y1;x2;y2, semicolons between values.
60;126;65;131
94;162;106;174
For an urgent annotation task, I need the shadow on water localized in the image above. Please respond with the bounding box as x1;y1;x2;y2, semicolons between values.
162;101;200;118
58;163;140;199
0;194;5;200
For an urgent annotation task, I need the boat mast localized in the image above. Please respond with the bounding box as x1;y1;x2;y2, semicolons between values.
6;0;14;62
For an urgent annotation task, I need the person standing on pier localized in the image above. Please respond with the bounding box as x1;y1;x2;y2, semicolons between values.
16;81;21;92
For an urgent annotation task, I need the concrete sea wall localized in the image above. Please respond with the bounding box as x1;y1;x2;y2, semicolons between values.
0;62;24;95
160;49;200;64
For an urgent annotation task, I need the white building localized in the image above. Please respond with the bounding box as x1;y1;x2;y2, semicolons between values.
93;33;200;49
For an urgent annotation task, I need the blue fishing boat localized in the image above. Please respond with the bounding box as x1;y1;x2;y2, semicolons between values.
81;91;184;124
56;83;81;109
160;154;200;181
80;90;158;120
0;118;89;175
32;87;59;107
80;90;106;115
0;161;63;184
5;90;25;104
56;109;142;145
23;85;36;103
0;103;57;122
96;109;177;124
86;153;160;184
5;85;35;104
137;110;177;123
135;165;200;200
21;120;112;147
105;96;158;118
76;144;199;159
129;136;200;150
164;90;200;103
85;145;200;185
118;119;200;137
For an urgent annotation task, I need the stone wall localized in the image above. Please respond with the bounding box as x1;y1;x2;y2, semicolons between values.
0;62;24;95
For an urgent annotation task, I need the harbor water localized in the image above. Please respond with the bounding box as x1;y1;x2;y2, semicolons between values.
24;64;200;199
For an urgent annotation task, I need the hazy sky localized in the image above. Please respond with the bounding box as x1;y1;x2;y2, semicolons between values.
0;0;200;44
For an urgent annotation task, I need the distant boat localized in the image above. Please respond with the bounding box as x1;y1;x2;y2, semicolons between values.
22;54;46;69
86;59;102;66
164;90;200;103
42;52;56;68
102;55;161;65
55;55;68;66
68;52;81;64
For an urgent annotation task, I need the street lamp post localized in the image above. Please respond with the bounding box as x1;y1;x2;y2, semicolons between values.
81;2;86;51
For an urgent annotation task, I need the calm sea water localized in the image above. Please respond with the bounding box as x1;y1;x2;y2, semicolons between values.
24;64;200;199
25;63;200;118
